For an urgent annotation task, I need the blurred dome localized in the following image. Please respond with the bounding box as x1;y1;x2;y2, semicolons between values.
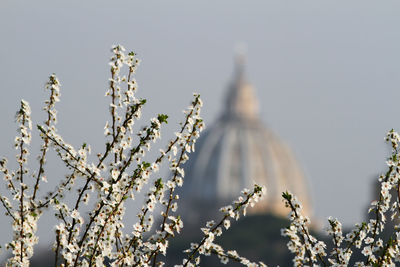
180;54;312;219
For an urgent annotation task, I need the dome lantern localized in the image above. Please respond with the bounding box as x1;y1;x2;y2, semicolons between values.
224;52;260;121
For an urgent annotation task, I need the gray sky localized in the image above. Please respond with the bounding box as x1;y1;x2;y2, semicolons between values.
1;0;400;251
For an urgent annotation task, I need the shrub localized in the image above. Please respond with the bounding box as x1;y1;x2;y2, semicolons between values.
2;44;400;267
0;45;265;267
282;129;400;266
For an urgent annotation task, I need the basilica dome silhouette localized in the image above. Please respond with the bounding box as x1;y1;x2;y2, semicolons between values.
180;54;312;220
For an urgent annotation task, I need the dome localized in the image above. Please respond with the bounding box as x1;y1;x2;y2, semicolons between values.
180;54;312;219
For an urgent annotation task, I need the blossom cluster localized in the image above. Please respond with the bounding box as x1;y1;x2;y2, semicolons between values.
0;79;58;266
281;128;400;266
44;46;205;267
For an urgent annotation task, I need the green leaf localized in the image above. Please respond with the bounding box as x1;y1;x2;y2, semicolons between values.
158;114;169;124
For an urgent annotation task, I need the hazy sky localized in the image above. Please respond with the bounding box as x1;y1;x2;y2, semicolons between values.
1;0;400;251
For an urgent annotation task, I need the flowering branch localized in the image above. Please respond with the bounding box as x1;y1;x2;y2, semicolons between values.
180;184;265;267
281;129;400;266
